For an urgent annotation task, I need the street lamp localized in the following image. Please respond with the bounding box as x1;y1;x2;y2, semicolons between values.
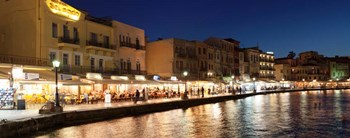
282;78;285;88
52;60;60;108
253;77;256;93
302;78;305;89
183;71;188;93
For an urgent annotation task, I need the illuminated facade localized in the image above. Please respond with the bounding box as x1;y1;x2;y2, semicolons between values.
0;0;146;76
113;21;146;75
259;52;275;79
146;38;198;79
328;57;350;80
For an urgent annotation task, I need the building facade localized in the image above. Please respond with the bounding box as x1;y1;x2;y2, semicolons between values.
0;0;146;76
146;38;198;79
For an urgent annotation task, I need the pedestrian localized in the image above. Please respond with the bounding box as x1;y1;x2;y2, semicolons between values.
84;92;88;104
239;87;242;94
208;88;211;95
134;89;140;104
201;87;204;98
142;88;146;101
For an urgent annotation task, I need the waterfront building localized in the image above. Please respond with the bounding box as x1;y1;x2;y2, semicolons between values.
113;21;146;75
274;64;291;81
259;51;275;79
146;38;198;79
0;0;153;108
327;56;350;80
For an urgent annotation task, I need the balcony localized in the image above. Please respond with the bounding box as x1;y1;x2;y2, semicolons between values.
86;40;116;53
120;43;146;50
0;54;51;67
59;65;147;75
58;37;80;49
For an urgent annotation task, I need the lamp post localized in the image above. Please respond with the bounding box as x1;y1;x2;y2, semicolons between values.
183;71;188;93
253;77;256;93
282;78;285;89
52;60;60;107
302;78;305;89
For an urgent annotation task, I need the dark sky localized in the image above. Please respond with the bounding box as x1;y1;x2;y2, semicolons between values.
64;0;350;58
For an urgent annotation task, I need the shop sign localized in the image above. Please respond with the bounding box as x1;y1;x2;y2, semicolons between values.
170;76;177;81
153;75;160;81
86;73;102;80
111;76;129;80
25;73;39;80
60;74;72;80
46;0;81;21
12;67;24;79
135;75;146;81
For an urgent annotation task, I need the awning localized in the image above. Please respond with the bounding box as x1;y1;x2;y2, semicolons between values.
19;80;55;84
23;69;55;81
85;79;161;85
155;80;185;84
0;67;11;79
60;80;91;86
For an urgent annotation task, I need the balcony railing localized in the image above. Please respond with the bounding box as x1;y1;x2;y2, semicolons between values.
120;43;146;50
0;54;51;67
58;37;80;45
87;40;116;50
59;65;146;75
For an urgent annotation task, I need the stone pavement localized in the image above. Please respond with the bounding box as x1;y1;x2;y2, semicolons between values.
0;93;234;121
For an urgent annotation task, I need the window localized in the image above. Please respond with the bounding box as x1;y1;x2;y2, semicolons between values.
49;52;56;61
99;59;104;70
198;48;201;55
103;36;109;48
63;25;69;38
127;60;131;71
74;55;80;66
73;27;78;40
203;48;207;54
120;59;124;70
52;23;57;38
63;53;69;65
136;61;141;72
90;33;97;43
136;38;140;49
90;57;95;70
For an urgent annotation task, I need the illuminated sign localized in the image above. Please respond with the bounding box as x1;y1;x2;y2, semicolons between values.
111;76;129;81
170;76;178;81
135;75;146;81
86;73;102;80
153;75;160;81
46;0;81;21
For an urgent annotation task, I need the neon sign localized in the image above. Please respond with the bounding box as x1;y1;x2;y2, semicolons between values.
46;0;81;21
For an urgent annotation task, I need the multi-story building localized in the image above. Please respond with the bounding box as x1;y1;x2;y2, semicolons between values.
274;64;291;81
259;51;275;79
0;0;117;76
204;37;236;77
113;21;146;75
327;56;350;80
0;0;147;77
195;41;211;79
242;47;260;78
146;38;198;79
275;51;330;81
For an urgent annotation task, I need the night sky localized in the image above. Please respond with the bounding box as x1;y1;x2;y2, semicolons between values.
64;0;350;58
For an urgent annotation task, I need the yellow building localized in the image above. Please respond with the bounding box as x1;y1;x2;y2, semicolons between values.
146;38;198;79
113;21;146;75
0;0;128;75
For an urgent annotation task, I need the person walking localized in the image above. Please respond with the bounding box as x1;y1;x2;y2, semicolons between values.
134;89;140;104
201;87;204;98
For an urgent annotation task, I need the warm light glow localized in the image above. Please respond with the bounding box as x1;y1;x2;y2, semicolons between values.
183;71;188;76
231;75;235;79
52;60;60;68
253;77;256;81
46;0;81;21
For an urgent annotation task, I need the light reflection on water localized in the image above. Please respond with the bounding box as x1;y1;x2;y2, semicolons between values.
36;90;350;138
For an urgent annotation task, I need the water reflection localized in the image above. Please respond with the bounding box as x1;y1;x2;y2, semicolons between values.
37;90;350;138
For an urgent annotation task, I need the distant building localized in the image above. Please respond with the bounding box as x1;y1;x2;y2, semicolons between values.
274;64;291;81
327;56;350;80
